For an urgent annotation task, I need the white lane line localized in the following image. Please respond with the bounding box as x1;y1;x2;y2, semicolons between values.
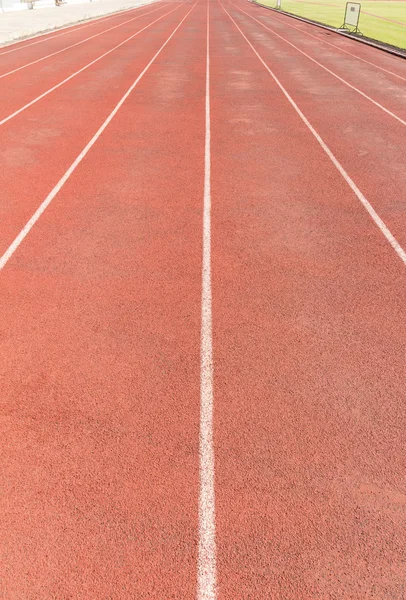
0;1;165;58
198;2;217;600
0;1;197;272
0;1;169;80
221;3;406;266
229;2;406;128
258;9;406;83
0;2;186;128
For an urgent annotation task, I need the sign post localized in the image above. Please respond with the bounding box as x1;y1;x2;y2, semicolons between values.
340;2;362;33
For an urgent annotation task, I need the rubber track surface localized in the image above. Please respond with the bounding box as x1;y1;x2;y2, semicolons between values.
0;0;405;598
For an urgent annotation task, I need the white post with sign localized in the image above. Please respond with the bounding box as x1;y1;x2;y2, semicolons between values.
341;2;362;33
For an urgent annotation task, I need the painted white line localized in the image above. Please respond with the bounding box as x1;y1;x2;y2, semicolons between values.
0;2;186;128
0;1;169;80
229;2;406;128
258;9;406;83
222;3;406;266
198;3;217;600
0;1;197;272
0;1;164;58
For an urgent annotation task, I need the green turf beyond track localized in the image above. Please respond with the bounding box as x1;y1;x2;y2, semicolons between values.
259;0;406;48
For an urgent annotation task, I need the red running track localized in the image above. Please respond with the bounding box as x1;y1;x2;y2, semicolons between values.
0;0;405;598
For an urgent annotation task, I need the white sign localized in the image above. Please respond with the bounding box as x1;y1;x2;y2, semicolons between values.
344;2;361;28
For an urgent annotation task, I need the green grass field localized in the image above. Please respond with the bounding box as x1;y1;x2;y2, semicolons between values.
260;0;406;49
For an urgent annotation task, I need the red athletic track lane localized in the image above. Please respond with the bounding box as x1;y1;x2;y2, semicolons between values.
0;1;205;598
0;0;405;598
0;3;185;121
247;0;406;80
210;2;405;598
230;0;406;116
0;2;173;80
222;0;406;251
0;1;192;258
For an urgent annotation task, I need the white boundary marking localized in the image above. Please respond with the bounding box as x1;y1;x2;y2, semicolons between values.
0;1;164;58
198;1;217;600
257;8;406;83
0;1;197;272
0;1;168;80
229;2;406;128
221;3;406;266
0;1;186;127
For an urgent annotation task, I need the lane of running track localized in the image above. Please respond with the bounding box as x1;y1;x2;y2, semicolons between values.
0;1;168;71
222;0;406;251
0;1;206;598
209;2;405;598
245;2;406;81
232;0;406;110
1;0;405;598
0;1;192;258
0;3;178;118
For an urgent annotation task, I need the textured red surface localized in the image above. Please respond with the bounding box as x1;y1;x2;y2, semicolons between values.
0;0;405;597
